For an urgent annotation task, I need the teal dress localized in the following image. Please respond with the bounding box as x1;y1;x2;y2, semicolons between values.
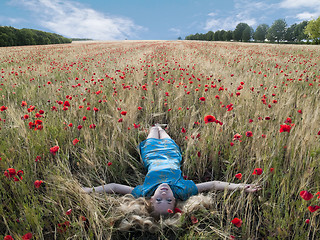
131;138;198;201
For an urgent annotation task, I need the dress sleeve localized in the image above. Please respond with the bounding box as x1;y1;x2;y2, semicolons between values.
173;179;199;201
131;185;142;198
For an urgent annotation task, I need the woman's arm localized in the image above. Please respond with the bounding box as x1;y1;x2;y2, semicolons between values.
196;181;260;193
82;183;133;195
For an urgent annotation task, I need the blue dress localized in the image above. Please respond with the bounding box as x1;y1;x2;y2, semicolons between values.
131;138;198;201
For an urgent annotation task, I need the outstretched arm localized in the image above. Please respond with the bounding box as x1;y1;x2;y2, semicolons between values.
196;181;260;193
82;183;133;195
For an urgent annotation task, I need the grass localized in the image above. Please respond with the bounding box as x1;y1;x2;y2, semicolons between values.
0;40;320;239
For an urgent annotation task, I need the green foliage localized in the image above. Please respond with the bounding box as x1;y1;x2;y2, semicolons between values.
254;24;269;42
233;23;250;42
0;26;72;47
267;19;287;43
304;16;320;44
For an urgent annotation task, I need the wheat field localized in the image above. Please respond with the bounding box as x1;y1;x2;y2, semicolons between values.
0;40;320;239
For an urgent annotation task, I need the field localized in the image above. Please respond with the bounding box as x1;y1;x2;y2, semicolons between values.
0;40;320;240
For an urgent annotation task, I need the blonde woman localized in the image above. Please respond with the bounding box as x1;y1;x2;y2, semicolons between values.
83;124;260;217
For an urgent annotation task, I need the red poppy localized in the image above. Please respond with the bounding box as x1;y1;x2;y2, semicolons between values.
298;109;302;114
181;127;186;133
231;217;242;227
230;142;234;146
204;115;216;124
93;107;99;112
138;106;142;110
305;219;310;224
82;116;87;121
118;118;123;122
21;101;27;107
72;138;79;145
4;236;14;240
120;111;127;116
279;125;291;133
35;156;41;162
89;124;96;129
66;209;72;215
235;173;242;180
199;97;206;101
190;216;198;224
174;208;182;213
252;168;263;175
0;106;7;111
4;168;16;178
249;119;253;123
300;191;313;201
39;110;44;114
63;101;70;107
34;180;43;188
50;146;59;156
133;123;140;129
22;232;32;240
246;131;253;137
270;168;274;172
308;205;320;213
316;192;320;199
233;133;242;141
107;162;112;166
285;117;292;123
77;125;83;130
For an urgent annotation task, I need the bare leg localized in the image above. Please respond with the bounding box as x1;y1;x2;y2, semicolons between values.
147;126;159;139
158;126;171;139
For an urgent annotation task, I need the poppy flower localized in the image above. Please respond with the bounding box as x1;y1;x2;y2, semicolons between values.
63;101;70;107
199;97;206;101
181;127;186;133
252;168;263;175
270;168;274;172
72;138;79;145
174;208;182;213
133;123;140;129
0;106;7;111
89;124;96;129
231;217;242;227
66;209;72;215
298;109;302;114
4;236;14;240
4;168;16;178
167;209;173;213
35;156;41;162
249;119;253;123
230;142;234;146
50;146;59;156
77;125;83;130
82;116;87;121
190;216;198;224
107;162;112;166
22;232;32;240
246;131;253;137
308;205;320;213
300;191;313;201
120;111;127;116
233;133;242;141
34;180;43;188
21;101;27;107
305;219;310;224
137;106;142;110
204;115;216;124
235;173;242;180
279;125;291;133
315;192;320;199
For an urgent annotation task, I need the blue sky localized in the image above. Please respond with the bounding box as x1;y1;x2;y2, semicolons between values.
0;0;319;40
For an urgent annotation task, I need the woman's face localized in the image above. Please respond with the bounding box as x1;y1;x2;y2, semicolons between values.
151;183;176;215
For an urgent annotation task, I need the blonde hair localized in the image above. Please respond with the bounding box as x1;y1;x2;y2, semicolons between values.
113;193;215;233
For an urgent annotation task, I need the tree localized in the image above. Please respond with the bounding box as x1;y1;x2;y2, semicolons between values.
224;30;233;41
242;26;253;42
304;17;320;44
254;24;269;42
219;30;226;41
295;21;308;42
205;31;214;41
234;23;250;41
285;23;297;42
214;30;220;41
267;19;287;43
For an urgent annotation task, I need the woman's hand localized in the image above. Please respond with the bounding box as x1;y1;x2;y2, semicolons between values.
243;184;261;193
82;187;93;193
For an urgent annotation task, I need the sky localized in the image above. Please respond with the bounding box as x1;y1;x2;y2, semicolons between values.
0;0;319;40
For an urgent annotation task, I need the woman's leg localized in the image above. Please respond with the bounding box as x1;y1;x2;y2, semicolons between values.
147;126;159;139
158;126;171;139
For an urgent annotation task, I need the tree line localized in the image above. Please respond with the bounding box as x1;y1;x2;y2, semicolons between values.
185;17;320;44
0;26;72;47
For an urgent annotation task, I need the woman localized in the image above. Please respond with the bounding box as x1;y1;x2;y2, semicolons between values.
83;124;260;217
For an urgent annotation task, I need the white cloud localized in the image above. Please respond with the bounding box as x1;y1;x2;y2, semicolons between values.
279;0;320;9
204;0;271;31
169;28;181;36
8;0;145;40
296;12;318;20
